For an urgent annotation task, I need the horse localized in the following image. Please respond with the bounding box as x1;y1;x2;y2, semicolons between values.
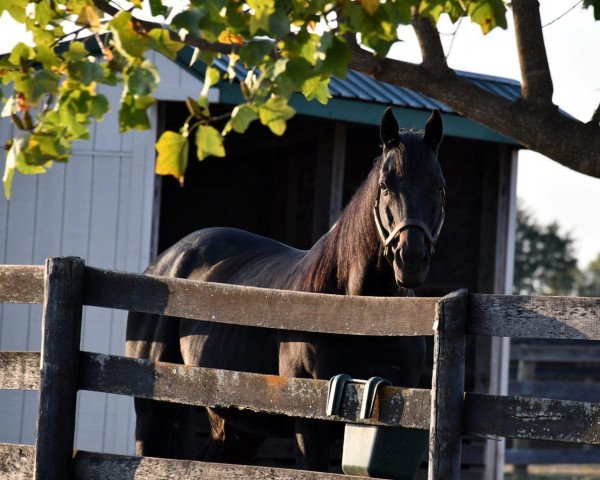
126;107;446;473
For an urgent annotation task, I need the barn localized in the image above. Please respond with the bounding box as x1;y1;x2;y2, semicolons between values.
0;48;519;479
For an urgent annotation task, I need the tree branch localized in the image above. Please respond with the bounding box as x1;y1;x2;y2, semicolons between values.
93;0;600;179
512;0;554;103
590;101;600;125
410;9;448;74
348;47;600;178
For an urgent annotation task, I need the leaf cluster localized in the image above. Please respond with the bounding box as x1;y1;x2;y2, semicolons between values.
1;0;512;192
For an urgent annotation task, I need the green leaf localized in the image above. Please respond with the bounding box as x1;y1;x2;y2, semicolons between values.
119;94;154;132
15;70;59;106
155;130;189;185
8;42;35;65
258;96;295;136
76;5;102;33
584;0;600;20
63;41;90;62
468;0;507;34
196;125;225;160
67;60;104;86
110;11;149;58
147;29;184;60
199;66;220;101
27;133;71;163
302;76;331;104
172;9;204;37
228;104;258;133
361;0;380;16
2;138;19;199
247;0;275;34
126;62;160;96
35;45;61;70
268;9;290;37
0;0;27;22
149;0;169;17
2;136;51;200
321;36;351;78
239;40;274;67
90;94;110;120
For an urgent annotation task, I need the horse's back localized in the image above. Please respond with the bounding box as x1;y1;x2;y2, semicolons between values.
126;226;304;362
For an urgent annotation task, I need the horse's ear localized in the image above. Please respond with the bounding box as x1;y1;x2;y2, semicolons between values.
424;109;443;150
380;107;400;148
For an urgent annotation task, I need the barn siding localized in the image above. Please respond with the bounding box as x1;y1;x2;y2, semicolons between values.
0;91;155;455
0;51;209;453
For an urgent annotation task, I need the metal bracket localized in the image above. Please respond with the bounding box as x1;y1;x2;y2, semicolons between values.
326;374;391;420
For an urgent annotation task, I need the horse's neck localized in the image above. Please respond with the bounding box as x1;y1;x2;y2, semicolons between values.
301;220;401;297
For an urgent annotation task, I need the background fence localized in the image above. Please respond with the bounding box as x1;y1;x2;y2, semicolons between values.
1;257;600;479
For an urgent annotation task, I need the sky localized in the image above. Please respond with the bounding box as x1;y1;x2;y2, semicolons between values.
1;2;599;267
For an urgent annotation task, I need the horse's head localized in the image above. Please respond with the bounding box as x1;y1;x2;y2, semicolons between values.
374;108;445;289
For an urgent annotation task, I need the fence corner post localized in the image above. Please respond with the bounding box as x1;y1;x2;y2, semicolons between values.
34;257;85;480
428;288;468;480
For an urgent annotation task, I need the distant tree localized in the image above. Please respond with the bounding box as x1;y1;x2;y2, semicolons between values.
513;207;579;296
577;253;600;297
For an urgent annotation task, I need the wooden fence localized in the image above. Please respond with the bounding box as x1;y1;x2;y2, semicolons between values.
1;257;600;479
507;341;600;472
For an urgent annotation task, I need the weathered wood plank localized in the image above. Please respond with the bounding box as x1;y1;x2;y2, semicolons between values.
35;258;84;480
0;444;379;479
78;352;431;429
510;380;600;402
0;443;34;479
0;352;39;390
428;289;467;480
74;451;378;480
506;447;600;465
468;294;600;340
464;392;600;444
510;344;600;363
83;267;438;336
0;265;44;304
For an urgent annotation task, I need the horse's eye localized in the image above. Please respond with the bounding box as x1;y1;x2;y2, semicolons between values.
379;182;389;195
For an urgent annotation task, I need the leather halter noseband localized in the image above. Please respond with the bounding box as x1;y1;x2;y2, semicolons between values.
373;190;445;261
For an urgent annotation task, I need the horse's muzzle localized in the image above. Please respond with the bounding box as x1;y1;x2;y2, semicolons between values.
392;250;429;289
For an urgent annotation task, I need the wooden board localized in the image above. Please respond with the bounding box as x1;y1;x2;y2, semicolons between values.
510;344;600;363
83;267;439;337
35;257;85;480
428;290;467;480
6;351;600;446
509;380;600;402
506;447;600;465
2;265;600;340
464;393;600;444
79;352;431;429
0;444;380;479
468;294;600;340
0;265;44;304
0;352;39;390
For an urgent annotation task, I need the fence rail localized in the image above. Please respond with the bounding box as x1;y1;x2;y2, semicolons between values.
2;264;599;340
1;259;600;480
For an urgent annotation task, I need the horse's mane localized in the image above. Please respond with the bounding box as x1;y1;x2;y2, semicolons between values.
302;134;418;293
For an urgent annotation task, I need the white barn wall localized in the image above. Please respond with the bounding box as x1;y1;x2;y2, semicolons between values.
0;52;211;454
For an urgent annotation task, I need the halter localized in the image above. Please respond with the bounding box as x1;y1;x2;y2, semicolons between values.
372;189;445;262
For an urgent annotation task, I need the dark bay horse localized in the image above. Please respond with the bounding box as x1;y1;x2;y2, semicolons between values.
126;108;446;472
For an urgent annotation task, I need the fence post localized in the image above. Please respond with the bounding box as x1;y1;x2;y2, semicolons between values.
428;289;468;480
34;257;85;480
